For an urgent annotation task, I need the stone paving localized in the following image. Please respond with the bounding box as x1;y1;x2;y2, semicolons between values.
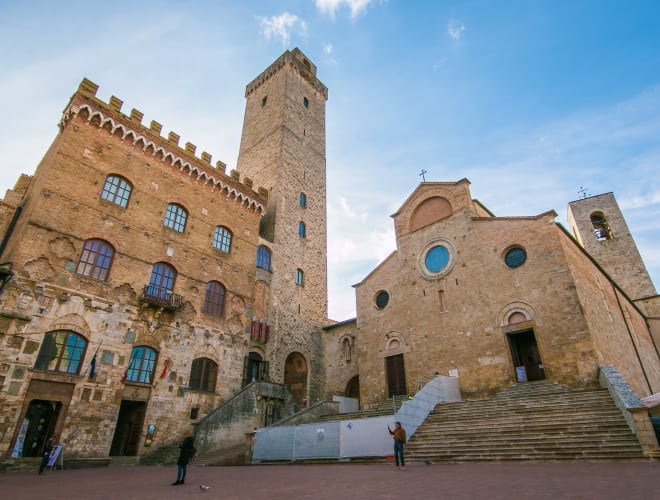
2;462;658;499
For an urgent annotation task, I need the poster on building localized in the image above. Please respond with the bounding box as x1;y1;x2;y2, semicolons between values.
11;419;29;458
516;366;528;382
144;424;156;447
47;445;63;468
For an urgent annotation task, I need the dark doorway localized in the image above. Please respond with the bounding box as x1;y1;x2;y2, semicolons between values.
19;400;61;457
345;375;360;399
386;354;407;397
508;330;546;382
243;352;269;387
110;400;147;456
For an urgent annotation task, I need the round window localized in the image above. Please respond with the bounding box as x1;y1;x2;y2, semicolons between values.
375;291;389;309
505;247;527;268
425;245;450;273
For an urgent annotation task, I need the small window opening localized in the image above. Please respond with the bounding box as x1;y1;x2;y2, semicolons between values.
303;97;309;108
190;407;199;420
438;289;447;312
262;96;268;107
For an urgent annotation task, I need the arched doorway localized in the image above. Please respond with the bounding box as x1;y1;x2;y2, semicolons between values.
15;399;61;457
283;352;308;408
345;375;359;399
243;351;269;387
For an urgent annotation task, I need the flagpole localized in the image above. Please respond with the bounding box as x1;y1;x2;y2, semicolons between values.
82;341;103;378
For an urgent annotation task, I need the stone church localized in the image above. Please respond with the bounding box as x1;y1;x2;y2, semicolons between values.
0;48;658;464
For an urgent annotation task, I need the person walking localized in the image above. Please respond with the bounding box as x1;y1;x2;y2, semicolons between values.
38;435;57;475
172;433;196;486
388;422;407;470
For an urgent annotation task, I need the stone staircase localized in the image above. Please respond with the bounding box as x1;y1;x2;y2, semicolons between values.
194;443;246;466
316;395;408;422
405;381;646;463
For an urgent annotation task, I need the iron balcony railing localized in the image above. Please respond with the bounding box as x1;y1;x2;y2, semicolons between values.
140;285;183;310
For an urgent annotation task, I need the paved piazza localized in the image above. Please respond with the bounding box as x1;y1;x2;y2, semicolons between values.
2;462;658;499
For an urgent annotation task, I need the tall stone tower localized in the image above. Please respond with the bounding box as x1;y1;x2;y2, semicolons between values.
236;48;328;406
567;192;656;300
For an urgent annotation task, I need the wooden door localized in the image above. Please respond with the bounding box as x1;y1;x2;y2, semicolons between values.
386;354;407;397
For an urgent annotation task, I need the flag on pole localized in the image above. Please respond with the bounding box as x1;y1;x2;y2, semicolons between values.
154;359;169;385
89;352;97;379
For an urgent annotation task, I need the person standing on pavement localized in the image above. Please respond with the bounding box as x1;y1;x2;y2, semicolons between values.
387;422;407;470
172;433;196;486
38;434;57;474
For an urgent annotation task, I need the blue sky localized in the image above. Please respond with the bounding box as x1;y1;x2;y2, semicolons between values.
1;0;659;320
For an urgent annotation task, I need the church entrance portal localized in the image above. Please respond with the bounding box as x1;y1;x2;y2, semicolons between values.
284;352;308;408
507;330;545;382
386;354;407;397
110;400;147;456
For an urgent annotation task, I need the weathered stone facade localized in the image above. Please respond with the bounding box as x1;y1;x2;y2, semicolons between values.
236;49;329;407
352;181;660;406
1;48;658;465
0;77;270;459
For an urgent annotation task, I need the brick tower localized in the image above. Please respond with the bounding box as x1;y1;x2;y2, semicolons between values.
567;192;656;300
236;49;328;406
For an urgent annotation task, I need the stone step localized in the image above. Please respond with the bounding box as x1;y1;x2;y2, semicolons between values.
195;443;245;466
417;417;630;430
404;384;646;463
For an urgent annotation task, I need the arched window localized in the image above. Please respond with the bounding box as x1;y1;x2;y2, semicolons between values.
189;357;218;393
590;212;612;241
299;192;307;208
296;268;304;287
164;203;187;233
213;226;232;253
256;246;271;271
124;346;158;384
298;221;306;238
146;262;176;301
76;239;114;281
101;175;132;208
203;281;226;316
34;331;87;374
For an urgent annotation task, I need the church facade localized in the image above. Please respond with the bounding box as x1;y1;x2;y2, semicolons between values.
337;180;659;407
0;48;658;462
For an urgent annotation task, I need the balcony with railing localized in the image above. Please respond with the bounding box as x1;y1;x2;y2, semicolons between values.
140;285;183;311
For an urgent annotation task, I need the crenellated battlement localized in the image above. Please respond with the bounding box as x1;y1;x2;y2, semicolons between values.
60;78;267;212
245;48;328;100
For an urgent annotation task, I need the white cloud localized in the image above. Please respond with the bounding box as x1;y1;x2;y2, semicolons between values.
258;13;308;47
619;192;660;210
323;43;333;55
448;20;465;40
316;0;375;19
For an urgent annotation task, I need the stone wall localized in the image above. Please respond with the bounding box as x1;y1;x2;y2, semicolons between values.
322;320;358;401
559;231;660;396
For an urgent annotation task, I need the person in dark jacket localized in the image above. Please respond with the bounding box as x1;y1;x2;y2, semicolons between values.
38;435;57;474
172;433;196;486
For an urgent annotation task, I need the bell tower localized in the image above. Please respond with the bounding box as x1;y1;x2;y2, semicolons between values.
236;49;328;405
567;192;656;300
